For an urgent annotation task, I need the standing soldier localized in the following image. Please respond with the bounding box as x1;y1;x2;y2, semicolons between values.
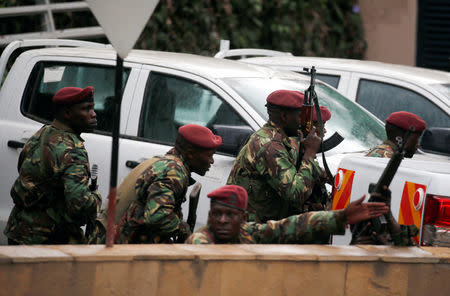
352;111;427;246
115;124;222;244
4;86;102;245
185;185;389;244
227;90;325;223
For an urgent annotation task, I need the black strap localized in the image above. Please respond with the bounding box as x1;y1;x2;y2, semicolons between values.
312;93;333;183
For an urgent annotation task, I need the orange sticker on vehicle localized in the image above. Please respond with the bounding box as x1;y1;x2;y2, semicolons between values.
398;181;427;244
332;169;355;210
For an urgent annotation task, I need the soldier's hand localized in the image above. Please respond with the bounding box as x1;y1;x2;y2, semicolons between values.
301;126;321;160
175;221;192;243
344;195;389;225
370;185;391;206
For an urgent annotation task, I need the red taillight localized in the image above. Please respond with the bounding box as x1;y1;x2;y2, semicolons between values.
421;194;450;247
424;194;450;227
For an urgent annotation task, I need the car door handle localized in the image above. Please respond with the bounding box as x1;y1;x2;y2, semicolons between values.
7;140;25;149
126;160;140;169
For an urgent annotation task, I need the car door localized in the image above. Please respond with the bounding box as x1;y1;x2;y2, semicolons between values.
123;65;258;229
0;55;141;243
347;73;450;128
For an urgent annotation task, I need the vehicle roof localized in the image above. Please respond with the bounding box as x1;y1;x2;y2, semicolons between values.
241;56;450;85
24;47;310;81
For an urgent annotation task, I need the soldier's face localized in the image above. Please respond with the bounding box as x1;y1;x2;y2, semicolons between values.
66;102;97;133
283;109;302;137
188;148;216;176
404;133;421;158
208;202;246;242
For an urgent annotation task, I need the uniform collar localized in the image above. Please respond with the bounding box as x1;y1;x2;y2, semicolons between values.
167;148;196;185
266;120;297;149
383;139;398;151
51;119;84;142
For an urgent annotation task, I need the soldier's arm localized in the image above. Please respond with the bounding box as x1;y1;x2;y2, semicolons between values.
384;204;418;246
185;232;212;244
61;148;102;226
141;168;186;236
249;211;346;244
257;141;322;207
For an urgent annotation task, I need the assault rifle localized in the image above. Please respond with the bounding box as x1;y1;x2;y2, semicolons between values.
86;164;99;241
298;66;340;183
352;127;415;238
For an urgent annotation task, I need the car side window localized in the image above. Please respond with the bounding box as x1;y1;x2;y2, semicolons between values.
297;72;340;88
139;72;253;155
356;79;450;128
22;61;130;133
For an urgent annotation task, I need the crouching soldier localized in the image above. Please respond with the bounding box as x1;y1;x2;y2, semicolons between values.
114;124;222;244
351;111;427;246
185;185;389;244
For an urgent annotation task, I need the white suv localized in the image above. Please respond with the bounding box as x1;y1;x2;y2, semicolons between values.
0;39;387;244
215;47;450;130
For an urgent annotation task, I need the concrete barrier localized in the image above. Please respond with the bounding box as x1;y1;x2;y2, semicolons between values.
0;245;449;296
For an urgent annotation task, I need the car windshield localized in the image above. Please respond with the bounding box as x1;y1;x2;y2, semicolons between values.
430;83;450;100
223;77;386;154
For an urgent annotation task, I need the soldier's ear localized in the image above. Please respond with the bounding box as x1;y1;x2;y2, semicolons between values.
184;149;195;162
63;106;73;121
279;110;289;125
242;212;248;223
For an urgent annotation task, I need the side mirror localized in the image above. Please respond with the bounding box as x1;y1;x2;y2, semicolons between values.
212;124;253;156
420;127;450;156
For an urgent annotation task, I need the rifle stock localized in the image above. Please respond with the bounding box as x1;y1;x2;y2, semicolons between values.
187;182;202;232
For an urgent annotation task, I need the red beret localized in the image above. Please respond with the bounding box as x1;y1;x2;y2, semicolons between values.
386;111;426;133
208;185;248;211
52;86;94;105
178;124;222;149
312;106;331;122
266;90;304;109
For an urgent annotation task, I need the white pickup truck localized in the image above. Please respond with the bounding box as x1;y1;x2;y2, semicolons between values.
331;153;450;247
0;39;449;247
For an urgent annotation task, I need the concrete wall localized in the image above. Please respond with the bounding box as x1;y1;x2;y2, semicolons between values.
1;244;449;296
359;0;417;66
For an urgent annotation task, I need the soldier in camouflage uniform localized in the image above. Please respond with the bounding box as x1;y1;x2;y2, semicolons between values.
366;111;425;159
353;111;427;246
115;124;222;244
227;90;326;223
185;185;389;244
4;86;102;245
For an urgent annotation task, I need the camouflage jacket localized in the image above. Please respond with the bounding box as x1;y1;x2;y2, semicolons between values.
185;210;346;244
4;121;102;244
365;140;397;158
227;121;323;222
117;148;194;244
